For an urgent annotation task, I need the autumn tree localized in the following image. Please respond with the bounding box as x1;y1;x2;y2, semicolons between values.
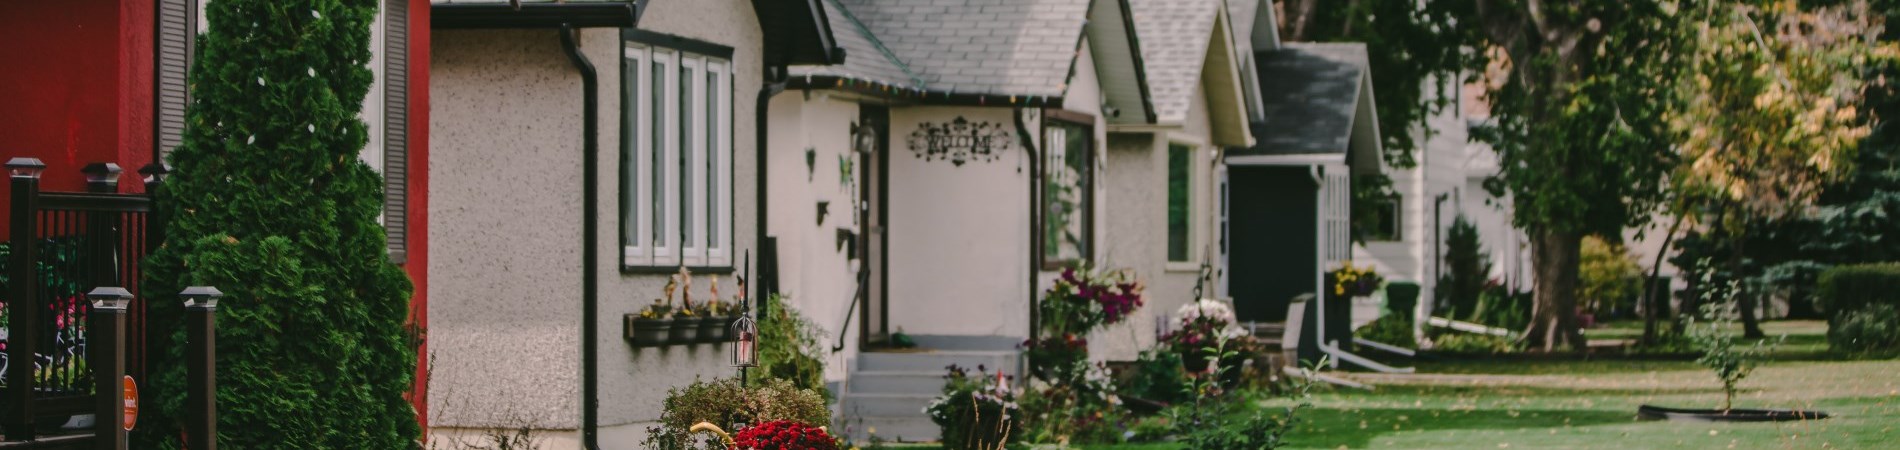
1666;0;1892;338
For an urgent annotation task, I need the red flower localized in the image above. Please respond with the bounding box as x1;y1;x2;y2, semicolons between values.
731;420;837;450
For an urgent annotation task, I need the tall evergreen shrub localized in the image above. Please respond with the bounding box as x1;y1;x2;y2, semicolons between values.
1436;216;1491;319
138;1;418;448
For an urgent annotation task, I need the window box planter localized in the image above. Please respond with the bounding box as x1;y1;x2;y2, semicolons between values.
670;316;704;344
698;315;731;344
625;315;674;347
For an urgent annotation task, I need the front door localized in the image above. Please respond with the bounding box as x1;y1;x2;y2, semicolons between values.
858;105;891;347
1229;165;1318;323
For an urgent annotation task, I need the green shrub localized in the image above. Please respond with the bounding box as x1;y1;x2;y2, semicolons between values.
1431;333;1521;354
748;294;829;400
136;1;417;447
926;365;1020;449
1436;216;1492;316
1817;263;1900;353
1828;303;1900;354
642;377;830;450
1355;314;1416;349
1119;349;1191;405
1579;236;1643;318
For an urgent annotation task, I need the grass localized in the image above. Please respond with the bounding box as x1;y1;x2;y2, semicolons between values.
874;320;1899;449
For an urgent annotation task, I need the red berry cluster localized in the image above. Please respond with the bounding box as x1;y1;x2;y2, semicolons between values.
730;420;837;450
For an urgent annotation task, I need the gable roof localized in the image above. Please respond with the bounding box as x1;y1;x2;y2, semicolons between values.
789;0;1089;103
1127;0;1252;146
1232;43;1381;173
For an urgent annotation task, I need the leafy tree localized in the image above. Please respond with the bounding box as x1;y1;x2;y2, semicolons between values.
138;0;418;448
1287;0;1693;351
1436;215;1492;319
1666;0;1892;338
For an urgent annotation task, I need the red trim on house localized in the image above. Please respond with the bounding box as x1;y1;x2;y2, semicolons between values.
406;0;433;432
0;0;157;236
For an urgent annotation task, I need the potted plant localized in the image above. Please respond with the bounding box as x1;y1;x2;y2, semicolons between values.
626;299;674;347
669;268;703;344
697;275;733;343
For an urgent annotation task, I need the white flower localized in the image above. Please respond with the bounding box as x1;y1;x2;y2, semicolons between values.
257;77;265;86
312;10;321;19
307;124;315;133
1176;299;1237;325
308;68;316;77
246;135;255;144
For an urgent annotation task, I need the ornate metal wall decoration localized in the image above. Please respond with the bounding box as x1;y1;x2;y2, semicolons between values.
908;116;1012;166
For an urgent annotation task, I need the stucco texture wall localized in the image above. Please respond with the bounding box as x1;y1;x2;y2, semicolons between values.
428;0;764;442
765;93;861;383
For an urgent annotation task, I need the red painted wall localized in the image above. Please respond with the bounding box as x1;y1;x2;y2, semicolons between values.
0;0;156;231
405;0;433;431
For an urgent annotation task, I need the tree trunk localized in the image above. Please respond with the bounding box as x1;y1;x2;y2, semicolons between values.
1524;228;1586;351
1642;214;1686;346
1282;0;1319;42
1727;224;1766;339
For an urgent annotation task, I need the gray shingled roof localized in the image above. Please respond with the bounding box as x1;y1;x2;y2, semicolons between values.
789;0;1092;99
1241;43;1369;156
1129;0;1220;124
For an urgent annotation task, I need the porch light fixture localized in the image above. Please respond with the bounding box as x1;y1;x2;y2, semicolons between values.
88;286;135;311
731;311;758;369
181;286;224;308
7;157;46;179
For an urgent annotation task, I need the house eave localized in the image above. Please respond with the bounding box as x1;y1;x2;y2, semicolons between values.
431;2;639;29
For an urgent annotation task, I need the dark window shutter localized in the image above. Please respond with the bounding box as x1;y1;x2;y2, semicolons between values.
155;0;196;160
384;0;410;264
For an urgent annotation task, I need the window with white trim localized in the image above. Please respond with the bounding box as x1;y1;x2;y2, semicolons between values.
622;38;733;270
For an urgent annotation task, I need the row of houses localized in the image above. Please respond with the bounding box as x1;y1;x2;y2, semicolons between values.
0;0;1565;446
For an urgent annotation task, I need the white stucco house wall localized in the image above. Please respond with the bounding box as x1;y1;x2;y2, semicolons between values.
424;0;839;447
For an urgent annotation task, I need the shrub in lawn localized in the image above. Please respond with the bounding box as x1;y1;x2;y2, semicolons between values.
1827;303;1900;354
1430;332;1520;354
1436;216;1492;317
1817;263;1900;353
1580;235;1643;319
135;1;418;447
926;365;1019;450
642;377;830;450
1356;313;1416;348
748;293;829;400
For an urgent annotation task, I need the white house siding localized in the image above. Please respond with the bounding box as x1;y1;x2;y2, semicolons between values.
764;93;862;384
885;106;1034;338
429;0;764;446
1353;81;1474;320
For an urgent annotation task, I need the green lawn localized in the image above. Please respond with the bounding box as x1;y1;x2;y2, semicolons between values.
883;321;1900;449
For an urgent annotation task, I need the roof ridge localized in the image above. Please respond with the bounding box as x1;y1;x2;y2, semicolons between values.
823;0;926;88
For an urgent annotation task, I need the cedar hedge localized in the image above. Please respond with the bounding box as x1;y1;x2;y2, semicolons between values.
1816;263;1900;353
137;0;419;448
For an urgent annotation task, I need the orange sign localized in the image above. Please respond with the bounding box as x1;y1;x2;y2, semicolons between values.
122;376;138;431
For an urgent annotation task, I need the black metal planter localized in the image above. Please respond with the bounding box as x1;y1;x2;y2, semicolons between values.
1637;405;1831;422
698;315;731;343
626;316;674;347
669;316;703;344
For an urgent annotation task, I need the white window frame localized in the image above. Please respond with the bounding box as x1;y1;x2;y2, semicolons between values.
623;45;653;266
708;60;732;267
623;40;734;270
1164;136;1207;272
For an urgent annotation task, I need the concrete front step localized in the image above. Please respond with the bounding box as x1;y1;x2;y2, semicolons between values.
847;370;947;394
838;415;941;443
838;392;935;417
856;350;1018;373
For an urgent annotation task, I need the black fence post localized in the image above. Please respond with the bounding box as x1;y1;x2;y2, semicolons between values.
182;286;221;450
87;287;132;450
82;163;126;291
139;164;170;252
4;157;46;442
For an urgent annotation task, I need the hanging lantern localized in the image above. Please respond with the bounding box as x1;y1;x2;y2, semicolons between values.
731;311;758;368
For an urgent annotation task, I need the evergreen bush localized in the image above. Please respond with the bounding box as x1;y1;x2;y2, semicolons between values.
137;0;418;448
1436;216;1491;318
